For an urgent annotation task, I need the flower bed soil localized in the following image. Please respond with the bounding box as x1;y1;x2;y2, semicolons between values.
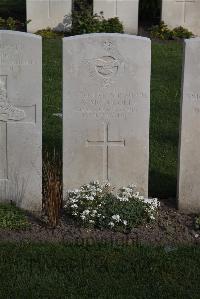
0;199;199;246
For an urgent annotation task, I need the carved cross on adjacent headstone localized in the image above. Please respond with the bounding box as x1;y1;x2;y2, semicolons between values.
115;0;118;16
0;75;36;180
86;123;125;181
176;0;196;23
48;0;53;19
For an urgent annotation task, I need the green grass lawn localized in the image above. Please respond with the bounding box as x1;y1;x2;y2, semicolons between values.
0;203;29;230
150;41;183;198
43;38;62;152
42;39;183;199
0;243;200;298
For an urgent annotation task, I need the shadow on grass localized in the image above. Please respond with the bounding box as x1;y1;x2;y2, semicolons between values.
149;168;177;200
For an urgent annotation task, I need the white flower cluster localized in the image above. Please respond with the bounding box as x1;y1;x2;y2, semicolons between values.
117;185;160;220
64;181;108;223
64;181;160;230
117;185;139;202
109;215;128;228
142;197;160;220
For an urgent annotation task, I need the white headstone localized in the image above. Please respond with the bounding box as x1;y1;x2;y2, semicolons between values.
0;31;42;211
27;0;72;33
63;33;150;197
178;38;200;212
162;0;200;36
93;0;139;34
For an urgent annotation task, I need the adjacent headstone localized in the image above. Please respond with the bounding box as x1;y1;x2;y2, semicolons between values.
162;0;200;36
27;0;72;33
63;34;150;197
93;0;139;34
178;38;200;212
0;31;42;211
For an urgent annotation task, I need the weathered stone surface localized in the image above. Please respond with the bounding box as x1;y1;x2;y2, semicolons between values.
93;0;139;34
27;0;72;33
178;38;200;212
0;31;42;211
63;34;150;197
162;0;200;36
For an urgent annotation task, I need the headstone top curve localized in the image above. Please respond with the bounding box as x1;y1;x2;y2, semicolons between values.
0;30;42;40
63;33;151;43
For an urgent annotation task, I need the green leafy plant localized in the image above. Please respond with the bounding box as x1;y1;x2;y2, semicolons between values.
6;16;17;30
36;13;123;37
172;26;193;39
195;215;200;230
100;17;124;33
0;16;29;31
0;17;6;28
69;8;99;35
35;27;64;38
71;1;123;35
149;22;194;40
0;203;30;230
64;181;159;232
149;22;173;40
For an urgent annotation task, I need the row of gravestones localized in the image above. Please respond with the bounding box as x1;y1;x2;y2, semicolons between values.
0;30;200;213
26;0;200;36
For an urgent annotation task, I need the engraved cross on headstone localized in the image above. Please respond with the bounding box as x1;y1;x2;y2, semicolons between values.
86;123;125;181
0;75;36;180
176;0;196;23
115;0;118;16
48;0;53;19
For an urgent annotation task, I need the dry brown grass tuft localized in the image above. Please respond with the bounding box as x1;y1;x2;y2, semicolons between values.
43;151;62;228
